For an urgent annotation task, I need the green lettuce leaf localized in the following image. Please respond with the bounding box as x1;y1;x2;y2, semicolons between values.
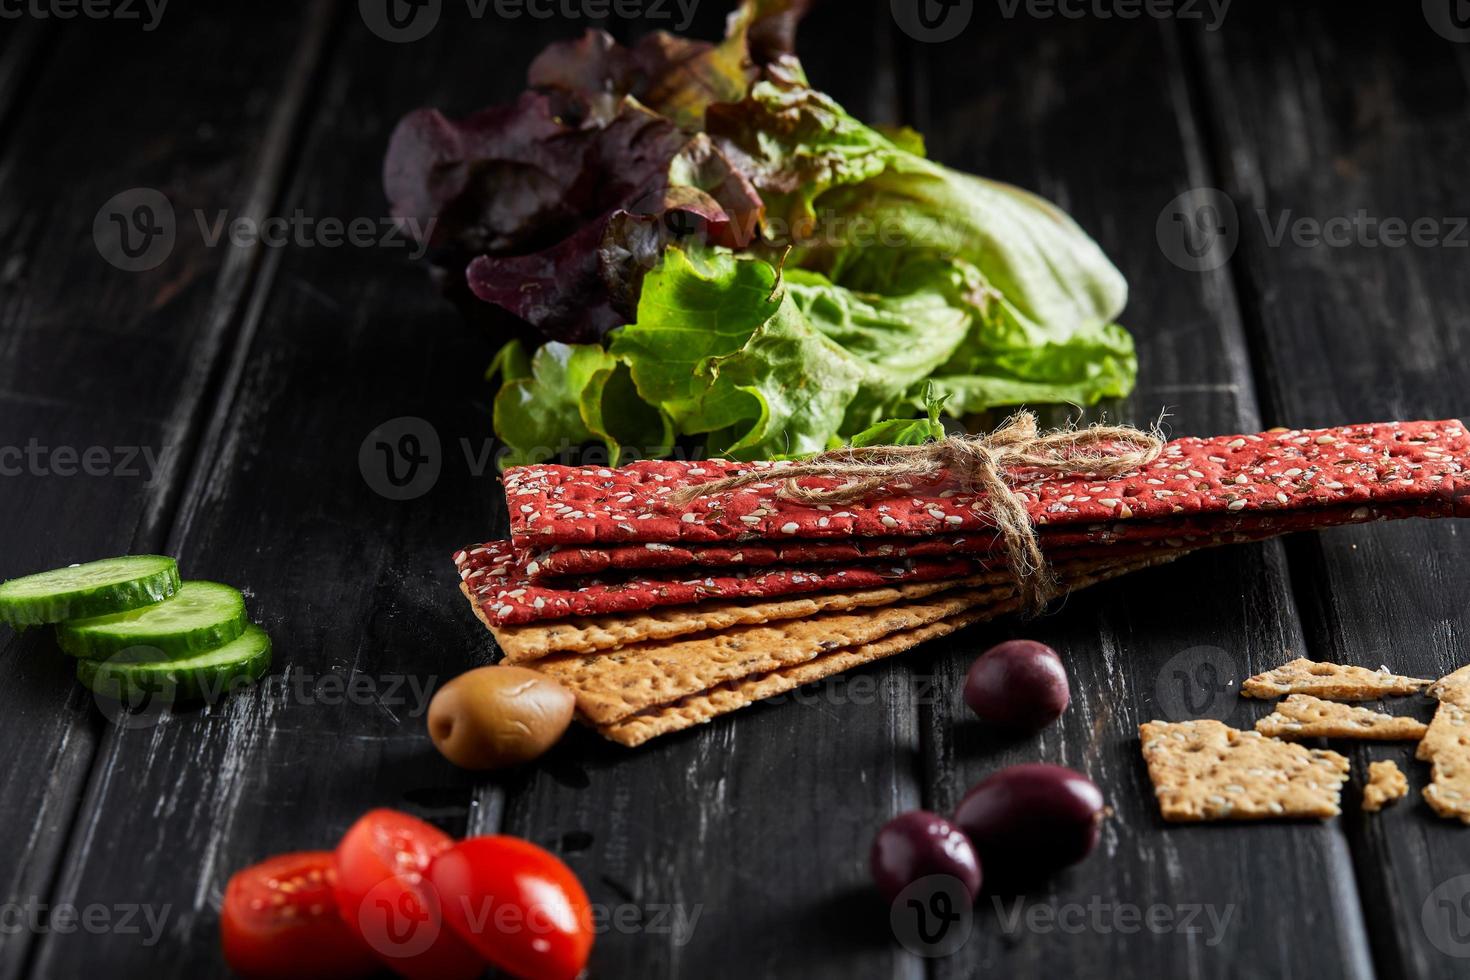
845;383;949;448
609;246;976;459
707;66;1136;411
491;340;672;468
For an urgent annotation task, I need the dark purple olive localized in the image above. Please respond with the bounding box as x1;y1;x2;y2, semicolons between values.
870;810;982;903
963;639;1070;729
954;764;1104;880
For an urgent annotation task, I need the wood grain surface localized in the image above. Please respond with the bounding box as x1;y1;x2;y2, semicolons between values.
0;1;1465;977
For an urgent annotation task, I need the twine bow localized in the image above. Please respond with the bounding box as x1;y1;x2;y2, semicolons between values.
670;412;1164;613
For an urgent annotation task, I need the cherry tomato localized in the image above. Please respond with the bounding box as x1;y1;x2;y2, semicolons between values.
331;808;485;980
430;835;593;980
220;851;380;980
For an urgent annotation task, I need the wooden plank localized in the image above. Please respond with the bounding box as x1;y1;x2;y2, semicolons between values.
901;13;1374;979
21;7;585;978
1193;5;1470;976
495;3;927;978
0;20;52;140
0;7;336;980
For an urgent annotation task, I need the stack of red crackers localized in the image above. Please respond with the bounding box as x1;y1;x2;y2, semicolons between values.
453;420;1470;746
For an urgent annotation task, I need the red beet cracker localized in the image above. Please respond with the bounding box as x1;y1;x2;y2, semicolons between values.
503;421;1470;551
456;494;1452;626
520;496;1469;580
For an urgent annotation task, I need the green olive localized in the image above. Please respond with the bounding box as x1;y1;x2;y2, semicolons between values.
428;666;575;770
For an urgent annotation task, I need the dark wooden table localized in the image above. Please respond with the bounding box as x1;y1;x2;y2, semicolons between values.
2;2;1469;977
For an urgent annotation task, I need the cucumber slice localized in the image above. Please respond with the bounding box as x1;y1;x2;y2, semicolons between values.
77;624;272;704
57;580;247;659
0;556;180;628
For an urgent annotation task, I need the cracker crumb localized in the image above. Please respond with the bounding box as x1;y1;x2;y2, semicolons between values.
1362;760;1408;812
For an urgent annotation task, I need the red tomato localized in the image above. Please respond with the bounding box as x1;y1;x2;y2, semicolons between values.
220;851;380;980
430;835;594;980
331;809;485;980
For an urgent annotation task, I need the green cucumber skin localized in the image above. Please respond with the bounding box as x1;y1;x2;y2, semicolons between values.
0;560;180;628
77;627;272;704
55;581;247;659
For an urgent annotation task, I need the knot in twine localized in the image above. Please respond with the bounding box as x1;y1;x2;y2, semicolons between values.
670;412;1163;614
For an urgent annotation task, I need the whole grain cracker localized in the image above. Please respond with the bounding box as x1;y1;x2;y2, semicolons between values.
540;586;1011;725
1417;676;1470;824
1362;760;1409;812
489;576;992;662
596;606;996;746
1428;663;1470;704
1254;694;1427;741
1240;658;1431;701
590;554;1174;744
1138;719;1350;821
485;548;1172;660
1419;704;1470;823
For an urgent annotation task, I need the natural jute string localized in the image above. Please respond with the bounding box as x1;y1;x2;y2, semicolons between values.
670;412;1163;613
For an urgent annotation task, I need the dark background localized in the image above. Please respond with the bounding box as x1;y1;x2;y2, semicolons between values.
2;0;1469;977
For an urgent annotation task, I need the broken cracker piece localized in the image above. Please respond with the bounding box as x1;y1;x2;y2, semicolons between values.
1139;719;1350;822
1255;694;1428;741
1362;760;1408;812
1428;663;1470;705
1417;699;1470;824
1241;657;1430;701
